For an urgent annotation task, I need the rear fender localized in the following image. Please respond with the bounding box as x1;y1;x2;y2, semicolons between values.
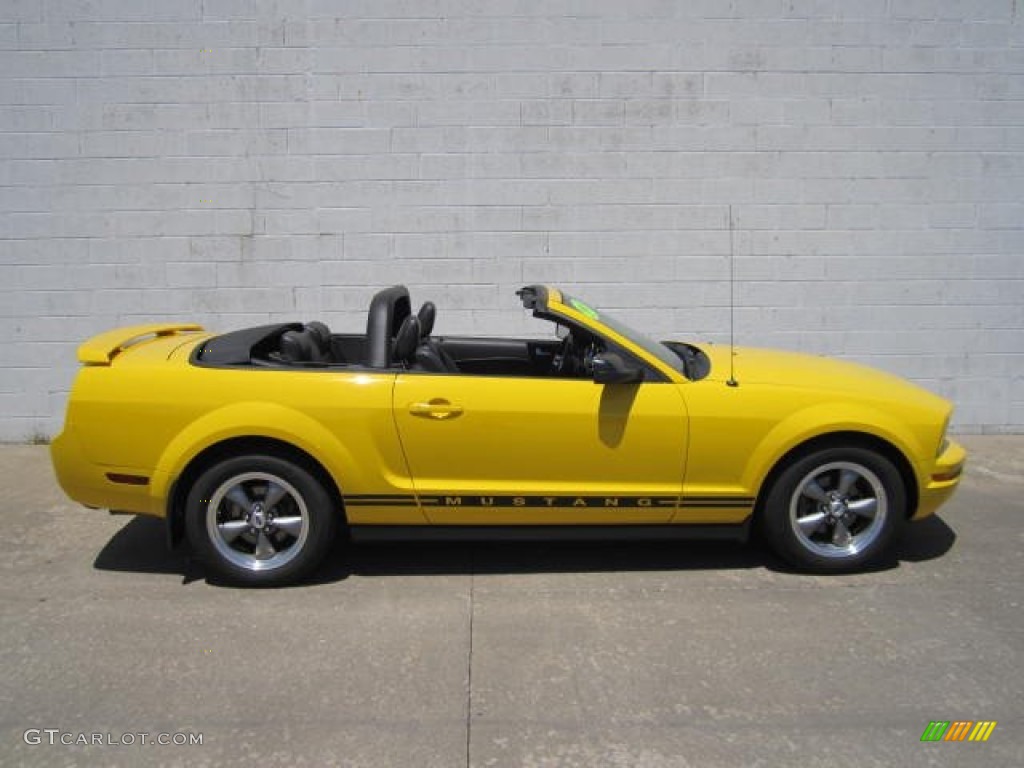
148;402;357;513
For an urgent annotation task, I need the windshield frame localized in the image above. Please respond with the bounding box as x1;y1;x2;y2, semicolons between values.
559;292;685;374
518;285;686;380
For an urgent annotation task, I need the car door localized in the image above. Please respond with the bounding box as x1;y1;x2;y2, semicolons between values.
391;372;688;524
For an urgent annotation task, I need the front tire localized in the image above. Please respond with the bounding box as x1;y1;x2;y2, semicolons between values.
762;446;906;573
186;455;337;586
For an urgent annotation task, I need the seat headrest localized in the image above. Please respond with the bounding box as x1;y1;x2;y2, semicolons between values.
417;301;436;338
392;314;420;366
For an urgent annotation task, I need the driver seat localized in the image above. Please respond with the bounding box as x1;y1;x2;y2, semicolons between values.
413;301;459;373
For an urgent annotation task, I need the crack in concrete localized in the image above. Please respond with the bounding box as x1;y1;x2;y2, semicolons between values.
466;547;476;768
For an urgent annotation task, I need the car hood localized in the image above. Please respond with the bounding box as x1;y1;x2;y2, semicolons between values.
692;343;948;405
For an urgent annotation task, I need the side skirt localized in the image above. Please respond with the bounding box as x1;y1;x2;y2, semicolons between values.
349;523;750;544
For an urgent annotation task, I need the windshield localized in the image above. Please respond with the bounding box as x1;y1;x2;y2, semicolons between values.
560;293;684;373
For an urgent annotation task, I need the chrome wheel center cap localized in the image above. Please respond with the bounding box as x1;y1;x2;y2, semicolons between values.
249;502;267;530
826;497;846;519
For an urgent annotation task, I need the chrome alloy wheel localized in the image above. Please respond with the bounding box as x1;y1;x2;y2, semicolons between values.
205;472;310;572
788;461;888;559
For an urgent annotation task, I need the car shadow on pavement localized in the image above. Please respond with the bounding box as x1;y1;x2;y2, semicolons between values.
893;513;959;563
92;516;203;583
92;513;957;587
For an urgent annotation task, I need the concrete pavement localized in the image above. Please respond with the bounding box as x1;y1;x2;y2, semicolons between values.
1;436;1021;767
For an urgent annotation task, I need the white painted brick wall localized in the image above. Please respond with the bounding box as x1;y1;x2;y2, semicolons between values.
2;0;1023;439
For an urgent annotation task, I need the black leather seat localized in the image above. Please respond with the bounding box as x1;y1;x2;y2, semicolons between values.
305;322;331;361
279;323;331;364
279;329;318;363
392;314;420;368
417;301;436;336
414;301;459;373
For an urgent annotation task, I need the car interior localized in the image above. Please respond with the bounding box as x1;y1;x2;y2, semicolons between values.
193;284;611;379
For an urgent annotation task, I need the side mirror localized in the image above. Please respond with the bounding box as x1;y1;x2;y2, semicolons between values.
592;352;643;384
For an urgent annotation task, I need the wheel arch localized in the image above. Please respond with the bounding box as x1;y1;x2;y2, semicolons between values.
751;431;919;528
166;436;347;550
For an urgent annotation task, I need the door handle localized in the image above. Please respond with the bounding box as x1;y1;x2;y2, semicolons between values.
408;399;464;419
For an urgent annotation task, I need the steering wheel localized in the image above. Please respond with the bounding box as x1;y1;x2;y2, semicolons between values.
552;333;575;376
581;342;600;376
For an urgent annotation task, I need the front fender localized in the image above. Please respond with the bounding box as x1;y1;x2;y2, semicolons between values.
741;401;928;496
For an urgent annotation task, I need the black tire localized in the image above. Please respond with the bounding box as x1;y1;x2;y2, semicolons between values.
761;446;906;573
185;454;337;586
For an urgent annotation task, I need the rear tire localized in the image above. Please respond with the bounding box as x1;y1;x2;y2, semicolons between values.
185;455;337;586
762;446;906;573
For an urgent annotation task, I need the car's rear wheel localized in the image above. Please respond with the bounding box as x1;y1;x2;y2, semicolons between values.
762;446;906;573
186;455;336;586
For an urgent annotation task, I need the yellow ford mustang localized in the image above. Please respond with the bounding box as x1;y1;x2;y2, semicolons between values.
51;285;965;586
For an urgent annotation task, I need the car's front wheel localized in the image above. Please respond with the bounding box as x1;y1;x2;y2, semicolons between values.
762;446;906;573
186;455;337;586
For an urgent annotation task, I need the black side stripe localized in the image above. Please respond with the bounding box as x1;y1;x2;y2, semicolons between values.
345;494;418;507
682;497;755;507
345;494;753;508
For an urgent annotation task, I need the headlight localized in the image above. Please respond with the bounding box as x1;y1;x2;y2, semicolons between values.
937;414;951;457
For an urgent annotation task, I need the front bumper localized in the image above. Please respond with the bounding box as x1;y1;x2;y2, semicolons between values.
913;438;967;520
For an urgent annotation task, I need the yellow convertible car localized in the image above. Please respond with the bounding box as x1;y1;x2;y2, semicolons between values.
52;285;965;586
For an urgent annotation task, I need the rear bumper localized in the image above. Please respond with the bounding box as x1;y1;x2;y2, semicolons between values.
51;429;164;517
912;438;966;520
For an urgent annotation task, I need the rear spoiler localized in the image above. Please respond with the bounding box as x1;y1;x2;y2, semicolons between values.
77;324;205;365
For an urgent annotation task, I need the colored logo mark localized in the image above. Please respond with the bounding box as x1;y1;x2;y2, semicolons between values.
569;298;600;320
921;720;997;742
